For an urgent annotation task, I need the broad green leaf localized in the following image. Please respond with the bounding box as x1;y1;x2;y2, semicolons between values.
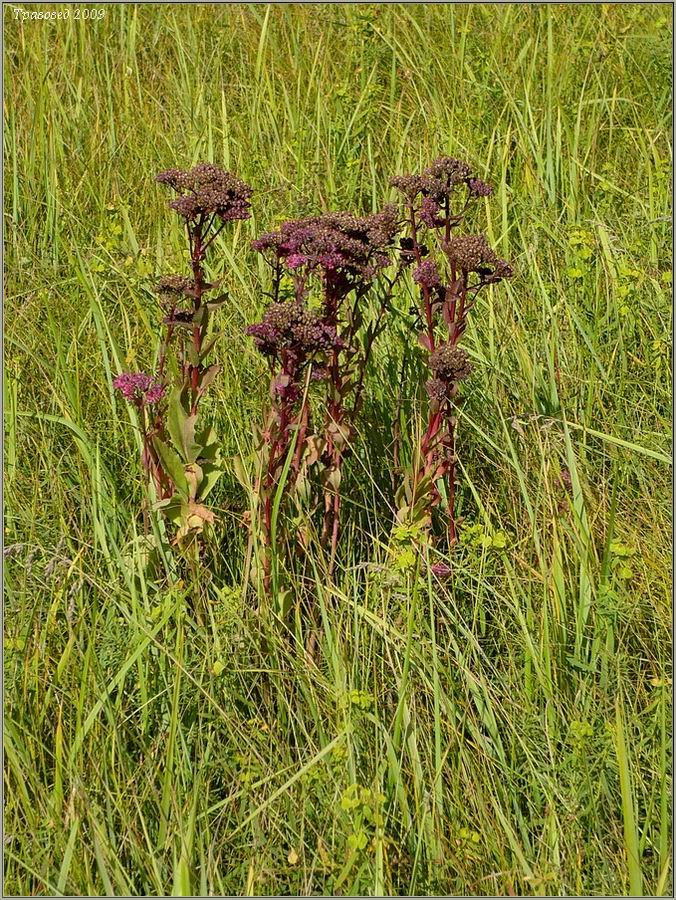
199;364;221;393
197;462;223;501
167;387;201;463
198;334;221;362
196;425;221;462
184;462;203;501
206;292;228;309
152;437;189;499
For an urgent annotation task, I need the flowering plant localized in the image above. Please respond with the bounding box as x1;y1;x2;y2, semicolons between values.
392;157;512;548
115;163;252;544
247;206;401;587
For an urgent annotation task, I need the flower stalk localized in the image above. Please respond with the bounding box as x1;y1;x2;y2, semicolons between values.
115;163;252;544
392;158;513;548
247;206;401;583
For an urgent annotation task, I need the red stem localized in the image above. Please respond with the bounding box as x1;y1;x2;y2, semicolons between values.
409;203;435;349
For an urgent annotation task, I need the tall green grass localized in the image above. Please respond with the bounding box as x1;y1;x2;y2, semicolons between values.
4;4;672;896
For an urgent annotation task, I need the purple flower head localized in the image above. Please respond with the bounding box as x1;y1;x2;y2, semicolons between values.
390;173;440;201
419;196;443;228
392;157;473;204
428;344;472;382
468;178;493;197
443;234;513;283
145;383;166;405
444;234;496;271
154;275;195;311
491;258;514;281
430;561;452;579
425;377;448;402
423;157;472;186
252;206;399;278
113;372;166;405
412;259;441;289
310;362;328;381
251;232;277;254
246;302;345;360
156;163;252;223
287;253;307;269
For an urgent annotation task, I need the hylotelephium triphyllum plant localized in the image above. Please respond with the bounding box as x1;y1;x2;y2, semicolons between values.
246;207;402;586
391;157;513;553
114;163;252;545
114;155;510;591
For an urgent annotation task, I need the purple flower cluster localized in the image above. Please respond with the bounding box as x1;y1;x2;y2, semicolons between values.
246;302;344;359
425;377;450;402
430;561;452;579
444;233;512;279
468;178;493;197
113;371;166;405
425;347;473;403
412;259;441;289
390;156;473;204
424;156;473;185
391;157;494;230
419;196;444;228
156;163;252;222
428;344;473;382
252;206;399;277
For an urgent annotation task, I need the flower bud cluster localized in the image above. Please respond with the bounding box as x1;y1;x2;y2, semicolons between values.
252;206;399;277
391;156;480;206
425;377;450;402
424;345;472;404
246;302;344;359
444;233;512;280
412;259;441;289
428;344;472;382
154;275;194;307
154;275;193;295
156;163;252;222
468;178;493;197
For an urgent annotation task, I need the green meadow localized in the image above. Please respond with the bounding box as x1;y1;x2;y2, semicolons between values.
4;4;672;896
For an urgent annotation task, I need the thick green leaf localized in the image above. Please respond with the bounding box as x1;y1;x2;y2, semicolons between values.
166;387;201;463
152;437;189;499
198;334;221;363
154;495;184;525
167;387;188;460
184;462;203;501
197;462;223;500
181;414;200;463
232;454;250;489
193;306;210;330
196;425;221;463
199;364;221;394
186;343;200;367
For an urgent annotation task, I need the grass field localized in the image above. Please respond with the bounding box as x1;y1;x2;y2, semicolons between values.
3;3;673;896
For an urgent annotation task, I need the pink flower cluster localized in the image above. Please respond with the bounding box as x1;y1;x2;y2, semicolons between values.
156;163;252;222
391;157;493;226
412;259;441;289
252;206;399;277
113;372;165;405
